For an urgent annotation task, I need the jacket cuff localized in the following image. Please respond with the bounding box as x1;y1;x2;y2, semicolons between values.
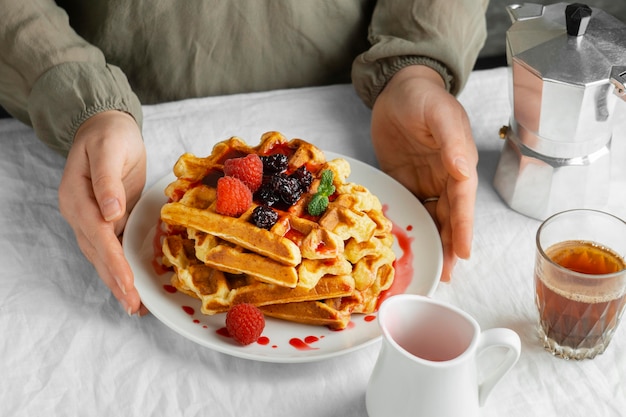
352;55;454;109
28;61;143;155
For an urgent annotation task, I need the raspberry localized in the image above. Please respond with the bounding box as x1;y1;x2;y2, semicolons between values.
215;176;252;217
225;303;265;345
223;154;263;192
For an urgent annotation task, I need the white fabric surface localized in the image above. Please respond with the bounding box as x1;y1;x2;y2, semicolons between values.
1;67;625;416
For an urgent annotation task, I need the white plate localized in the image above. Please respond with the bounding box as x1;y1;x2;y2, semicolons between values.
123;152;442;363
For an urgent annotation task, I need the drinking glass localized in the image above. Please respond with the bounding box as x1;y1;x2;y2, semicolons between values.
534;209;626;359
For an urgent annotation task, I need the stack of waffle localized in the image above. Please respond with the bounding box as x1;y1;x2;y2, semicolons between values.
159;131;395;329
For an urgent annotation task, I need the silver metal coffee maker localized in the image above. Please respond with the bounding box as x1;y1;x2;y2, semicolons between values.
493;2;626;219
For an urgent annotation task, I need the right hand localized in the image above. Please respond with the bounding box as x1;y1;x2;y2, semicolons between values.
58;110;147;316
370;65;479;282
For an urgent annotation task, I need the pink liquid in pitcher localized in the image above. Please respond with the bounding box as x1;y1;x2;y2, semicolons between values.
393;317;473;362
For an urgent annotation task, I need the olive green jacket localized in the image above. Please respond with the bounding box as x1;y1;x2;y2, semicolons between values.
0;0;488;154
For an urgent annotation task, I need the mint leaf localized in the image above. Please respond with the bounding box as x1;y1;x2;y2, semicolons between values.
308;193;329;216
317;170;335;196
307;169;335;216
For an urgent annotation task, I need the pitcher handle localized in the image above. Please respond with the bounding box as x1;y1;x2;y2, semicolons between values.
476;328;521;406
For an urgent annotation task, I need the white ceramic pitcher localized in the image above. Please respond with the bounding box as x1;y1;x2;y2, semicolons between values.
366;294;521;417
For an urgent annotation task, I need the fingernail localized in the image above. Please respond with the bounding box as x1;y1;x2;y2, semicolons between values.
102;198;122;221
454;158;470;179
120;298;132;316
114;275;127;295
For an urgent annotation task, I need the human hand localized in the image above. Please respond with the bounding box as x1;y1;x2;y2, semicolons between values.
370;65;478;282
59;110;148;315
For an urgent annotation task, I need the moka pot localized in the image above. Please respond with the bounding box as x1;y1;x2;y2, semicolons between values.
493;2;626;219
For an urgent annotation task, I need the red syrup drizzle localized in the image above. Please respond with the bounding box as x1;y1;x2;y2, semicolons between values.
183;305;207;327
216;327;230;338
257;336;270;346
163;284;177;294
377;204;415;308
289;336;322;351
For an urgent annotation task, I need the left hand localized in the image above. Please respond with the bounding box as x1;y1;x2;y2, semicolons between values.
58;110;148;315
370;65;478;282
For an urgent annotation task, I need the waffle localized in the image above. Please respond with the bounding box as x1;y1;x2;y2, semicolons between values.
159;131;395;329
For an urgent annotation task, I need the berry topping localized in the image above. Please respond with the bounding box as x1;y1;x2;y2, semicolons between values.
274;173;303;206
215;176;252;217
255;173;303;208
251;205;279;229
260;154;288;174
290;165;313;193
225;303;266;345
223;154;263;192
255;182;281;207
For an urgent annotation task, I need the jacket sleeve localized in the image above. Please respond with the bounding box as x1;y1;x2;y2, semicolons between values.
352;0;489;108
0;0;142;155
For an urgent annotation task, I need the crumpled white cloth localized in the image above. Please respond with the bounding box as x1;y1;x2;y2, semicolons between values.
1;67;625;416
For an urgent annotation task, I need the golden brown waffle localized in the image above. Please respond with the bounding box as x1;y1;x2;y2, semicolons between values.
159;131;395;329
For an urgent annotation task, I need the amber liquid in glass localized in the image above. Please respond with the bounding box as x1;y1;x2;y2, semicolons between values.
536;240;626;349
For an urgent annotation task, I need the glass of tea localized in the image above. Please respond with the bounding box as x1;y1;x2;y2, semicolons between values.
534;209;626;360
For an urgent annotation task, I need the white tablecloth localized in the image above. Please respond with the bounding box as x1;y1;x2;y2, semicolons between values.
1;67;625;416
